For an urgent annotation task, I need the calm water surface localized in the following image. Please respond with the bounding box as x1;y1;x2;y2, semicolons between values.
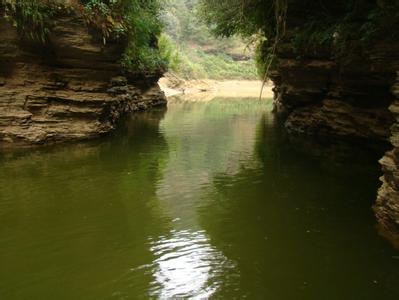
0;97;398;299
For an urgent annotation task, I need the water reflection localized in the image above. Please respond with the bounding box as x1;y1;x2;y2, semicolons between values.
155;97;270;228
1;97;399;299
198;106;399;299
148;97;270;297
149;229;234;299
0;109;172;299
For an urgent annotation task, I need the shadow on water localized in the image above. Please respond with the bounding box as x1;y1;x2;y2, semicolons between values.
0;108;173;299
198;109;399;299
0;97;398;299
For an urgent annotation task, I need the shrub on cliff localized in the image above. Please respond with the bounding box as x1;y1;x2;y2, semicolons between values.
198;0;399;77
1;0;166;73
1;0;61;43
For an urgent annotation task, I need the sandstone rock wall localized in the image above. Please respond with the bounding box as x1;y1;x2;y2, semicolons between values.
0;13;166;146
375;73;399;248
272;24;399;246
272;40;397;142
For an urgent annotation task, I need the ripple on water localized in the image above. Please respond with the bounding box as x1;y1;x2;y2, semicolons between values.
148;230;236;299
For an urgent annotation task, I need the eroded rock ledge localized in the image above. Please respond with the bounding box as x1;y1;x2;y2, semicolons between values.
375;73;399;248
0;13;166;146
272;41;397;143
270;7;399;247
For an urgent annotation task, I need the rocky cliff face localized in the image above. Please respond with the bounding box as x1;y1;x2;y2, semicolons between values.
0;12;166;146
272;40;397;142
271;8;399;246
375;73;399;248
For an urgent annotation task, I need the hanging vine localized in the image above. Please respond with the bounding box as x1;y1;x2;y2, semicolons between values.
1;0;61;44
259;0;287;99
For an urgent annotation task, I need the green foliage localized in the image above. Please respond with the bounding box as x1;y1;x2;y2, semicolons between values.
291;20;337;57
161;0;204;43
254;38;274;78
290;1;399;57
161;0;258;80
197;0;278;38
197;0;399;72
123;46;166;73
2;0;166;73
163;44;258;80
81;0;127;39
194;51;257;80
1;0;60;43
82;0;166;72
158;33;181;72
197;0;286;80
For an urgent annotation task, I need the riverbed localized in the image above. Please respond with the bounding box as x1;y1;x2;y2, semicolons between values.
0;96;398;299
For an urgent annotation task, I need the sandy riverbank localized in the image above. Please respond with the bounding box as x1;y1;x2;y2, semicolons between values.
159;74;274;100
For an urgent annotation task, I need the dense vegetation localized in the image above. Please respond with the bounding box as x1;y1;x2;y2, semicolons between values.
0;0;261;78
198;0;399;77
1;0;166;73
4;1;395;79
159;0;258;80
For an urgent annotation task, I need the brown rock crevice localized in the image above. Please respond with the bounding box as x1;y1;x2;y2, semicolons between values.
270;6;399;246
0;12;166;147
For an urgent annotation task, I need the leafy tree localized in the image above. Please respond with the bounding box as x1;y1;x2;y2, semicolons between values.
197;0;399;77
159;0;258;80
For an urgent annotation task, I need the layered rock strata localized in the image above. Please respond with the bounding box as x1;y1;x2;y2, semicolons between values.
375;73;399;248
271;6;399;246
272;41;397;142
273;43;399;246
0;13;166;146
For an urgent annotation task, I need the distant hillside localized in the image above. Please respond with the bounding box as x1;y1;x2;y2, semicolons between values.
159;0;258;80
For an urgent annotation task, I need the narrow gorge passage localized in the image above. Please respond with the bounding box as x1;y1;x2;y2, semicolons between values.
0;96;398;299
1;0;399;299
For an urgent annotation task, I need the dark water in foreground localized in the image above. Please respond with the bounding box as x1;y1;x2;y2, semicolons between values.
0;97;398;299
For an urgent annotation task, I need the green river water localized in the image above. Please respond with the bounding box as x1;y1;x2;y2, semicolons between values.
0;97;398;299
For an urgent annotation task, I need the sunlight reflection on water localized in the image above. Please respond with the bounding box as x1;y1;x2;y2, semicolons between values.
149;230;234;299
1;97;397;299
